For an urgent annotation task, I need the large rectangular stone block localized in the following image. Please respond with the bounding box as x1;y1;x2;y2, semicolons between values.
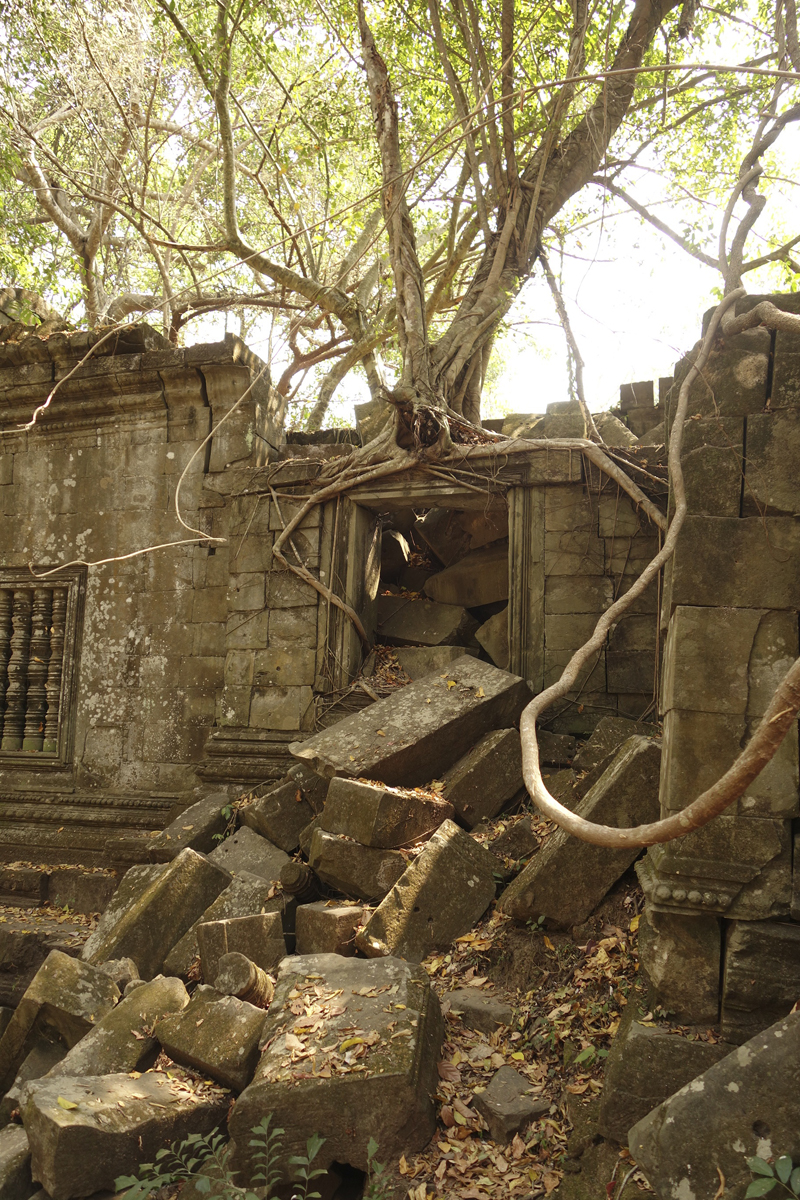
670;516;800;611
440;728;523;827
721;919;800;1043
320;777;453;848
771;326;800;405
81;849;231;979
290;656;531;787
229;954;443;1181
424;541;509;607
499;736;661;927
743;409;800;516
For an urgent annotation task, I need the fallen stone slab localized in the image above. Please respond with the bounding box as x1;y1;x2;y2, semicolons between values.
81;850;231;979
424;542;509;608
229;953;444;1182
415;508;472;566
393;646;477;678
214;953;275;1008
446;988;514;1034
0;915;97;1008
155;986;267;1093
21;1071;229;1200
197;912;286;984
499;736;661;927
295;902;367;956
163;871;291;978
474;1066;549;1143
597;1002;728;1144
377;596;478;648
357;820;497;962
0;1033;66;1127
47;868;119;915
490;817;539;862
290;656;531;788
320;777;453;849
572;715;657;775
0;1125;32;1200
96;958;139;991
240;781;314;853
208;827;289;883
0;951;119;1095
475;607;509;670
308;829;406;902
148;792;229;862
538;731;576;766
285;761;330;815
441;728;524;828
629;1010;800;1200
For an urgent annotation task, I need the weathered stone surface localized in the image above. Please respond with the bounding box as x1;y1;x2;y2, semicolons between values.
0;1034;67;1127
285;760;330;815
490;816;539;862
636;908;720;1024
47;869;119;915
572;716;656;774
499;737;660;927
597;1002;728;1143
155;985;267;1092
441;728;524;828
295;902;367;956
357;820;497;962
96;958;139;991
320;777;453;849
393;646;476;678
629;1011;800;1200
538;731;576;766
0;951;119;1095
424;542;509;608
446;988;514;1034
208;827;289;883
21;1071;229;1200
308;829;406;902
415;508;471;566
594;411;637;446
475;606;509;669
290;656;531;787
197;912;286;983
473;1066;549;1143
148;793;229;862
240;780;313;852
380;529;410;581
677;326;770;418
376;596;478;647
721;919;800;1043
163;871;290;978
0;1125;32;1200
229;953;444;1180
42;975;188;1084
743;409;800;516
670;515;800;611
81;849;231;979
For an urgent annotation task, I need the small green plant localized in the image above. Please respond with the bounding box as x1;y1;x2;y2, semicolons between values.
288;1131;326;1200
364;1137;392;1200
747;1155;800;1198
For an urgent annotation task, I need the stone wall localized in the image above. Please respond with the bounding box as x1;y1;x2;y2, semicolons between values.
638;293;800;1037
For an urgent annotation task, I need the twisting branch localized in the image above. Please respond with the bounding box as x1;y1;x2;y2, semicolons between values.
539;251;601;442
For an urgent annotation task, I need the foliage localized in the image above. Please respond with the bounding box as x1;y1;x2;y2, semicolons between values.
747;1155;800;1198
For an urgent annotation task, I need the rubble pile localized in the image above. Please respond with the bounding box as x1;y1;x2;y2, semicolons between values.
1;665;791;1200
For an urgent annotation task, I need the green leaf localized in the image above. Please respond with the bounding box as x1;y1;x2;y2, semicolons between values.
790;1167;800;1195
749;1158;776;1178
196;1179;210;1193
305;1131;326;1163
776;1158;794;1186
56;1096;78;1110
367;1137;379;1163
745;1180;777;1198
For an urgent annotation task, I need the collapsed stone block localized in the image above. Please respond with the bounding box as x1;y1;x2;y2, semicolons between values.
148;792;229;862
629;1011;800;1200
721;919;800;1043
308;829;406;902
295;902;367;956
636;908;721;1024
163;871;291;978
0;1125;31;1200
571;716;656;775
155;985;268;1092
290;655;531;787
229;953;443;1181
21;1071;229;1200
414;507;471;566
446;988;514;1034
424;541;509;608
320;777;453;848
81;849;231;979
0;951;120;1095
0;1033;67;1127
197;912;286;983
499;737;661;927
285;760;330;815
240;780;314;852
393;646;477;678
475;606;509;670
490;817;539;862
96;958;139;991
376;596;478;647
208;827;290;882
357;820;497;962
473;1066;549;1143
597;1001;728;1143
441;728;523;827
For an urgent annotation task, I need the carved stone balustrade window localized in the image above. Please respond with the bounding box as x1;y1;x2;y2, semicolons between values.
0;568;86;768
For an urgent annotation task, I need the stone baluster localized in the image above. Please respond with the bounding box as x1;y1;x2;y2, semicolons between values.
1;590;32;751
23;588;52;752
0;590;12;744
43;588;67;754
